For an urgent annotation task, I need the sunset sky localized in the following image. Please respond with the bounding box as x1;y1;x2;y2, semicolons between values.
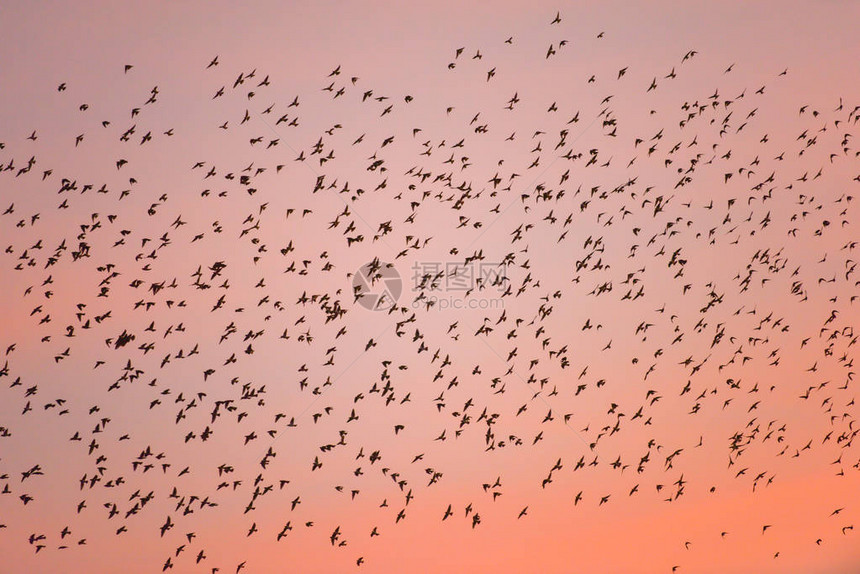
1;2;859;573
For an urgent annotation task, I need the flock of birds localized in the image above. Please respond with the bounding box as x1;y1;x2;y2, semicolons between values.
1;10;858;573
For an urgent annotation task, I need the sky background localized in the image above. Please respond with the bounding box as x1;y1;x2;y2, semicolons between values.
1;1;859;573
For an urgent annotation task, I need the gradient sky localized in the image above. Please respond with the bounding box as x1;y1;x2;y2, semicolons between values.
1;1;859;573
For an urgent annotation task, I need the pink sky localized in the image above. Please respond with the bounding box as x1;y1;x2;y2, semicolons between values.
1;1;859;573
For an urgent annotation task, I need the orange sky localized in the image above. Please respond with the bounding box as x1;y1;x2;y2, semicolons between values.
1;1;859;573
